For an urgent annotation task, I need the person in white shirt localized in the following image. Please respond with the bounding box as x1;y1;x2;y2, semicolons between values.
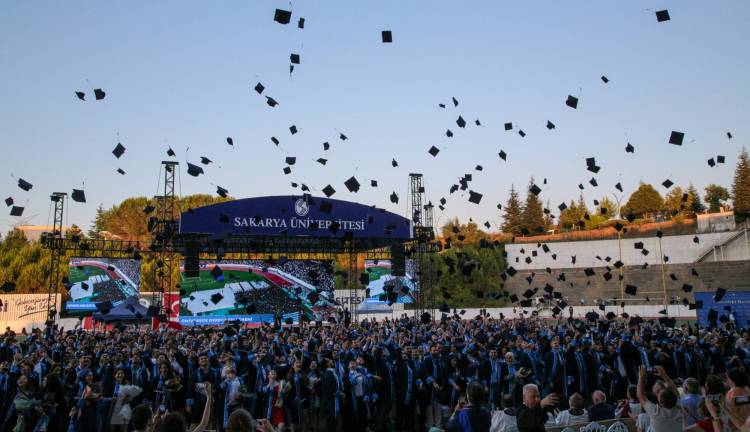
556;393;589;426
637;366;682;432
491;394;518;432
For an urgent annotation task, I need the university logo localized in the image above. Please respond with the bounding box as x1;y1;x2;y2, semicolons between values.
294;198;310;217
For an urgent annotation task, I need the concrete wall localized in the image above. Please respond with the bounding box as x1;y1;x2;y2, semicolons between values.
698;230;750;262
505;232;736;270
503;260;750;303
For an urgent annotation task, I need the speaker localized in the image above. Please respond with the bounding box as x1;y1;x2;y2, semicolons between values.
184;241;200;278
391;244;405;276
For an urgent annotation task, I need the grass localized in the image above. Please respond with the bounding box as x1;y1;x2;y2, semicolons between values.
68;266;107;284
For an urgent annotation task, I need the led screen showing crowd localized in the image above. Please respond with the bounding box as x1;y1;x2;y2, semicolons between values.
63;257;141;317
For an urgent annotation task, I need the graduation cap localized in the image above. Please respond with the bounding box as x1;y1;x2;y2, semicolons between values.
601;75;609;83
589;178;598;187
546;120;555;130
316;158;327;165
116;168;126;175
390;192;399;204
210;265;223;280
290;54;300;65
200;156;213;165
714;288;727;302
370;180;378;187
717;155;725;164
72;189;86;203
522;289;534;299
518;130;526;137
445;129;454;138
669;131;684;145
625;285;637;295
254;82;265;94
662;179;673;189
689;301;703;310
468;190;482;204
529;184;541;196
167;147;176;157
93;88;106;100
339;132;348;141
274;8;292;24
17;178;32;191
9;205;23;217
216;186;229;198
498;150;507;161
306;187;330;202
391;158;398;167
95;301;113;314
584;268;595;277
266;96;278;107
428;146;440;157
1;282;15;293
285;156;296;165
452;96;459;107
4;197;12;207
456;116;466;128
566;95;579;109
297;17;305;28
112;143;125;158
344;176;361;193
210;292;224;304
708;158;716;167
381;30;392;43
187;163;204;177
75;91;85;100
655;9;670;22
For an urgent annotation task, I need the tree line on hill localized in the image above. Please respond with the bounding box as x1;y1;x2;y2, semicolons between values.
500;147;750;236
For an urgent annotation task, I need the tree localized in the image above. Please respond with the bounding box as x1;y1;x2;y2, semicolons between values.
686;184;704;214
65;224;84;239
597;197;616;220
88;204;109;238
559;193;588;230
732;147;750;222
622;183;664;218
441;218;488;248
704;184;730;213
501;185;524;235
663;186;697;218
520;178;545;235
543;200;554;230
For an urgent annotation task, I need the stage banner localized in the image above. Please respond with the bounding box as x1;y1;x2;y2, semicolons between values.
179;195;412;239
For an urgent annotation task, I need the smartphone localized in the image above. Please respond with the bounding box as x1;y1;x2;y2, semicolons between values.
735;395;750;406
196;383;207;396
158;404;166;413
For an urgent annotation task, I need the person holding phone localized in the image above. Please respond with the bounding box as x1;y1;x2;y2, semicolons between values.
444;382;491;432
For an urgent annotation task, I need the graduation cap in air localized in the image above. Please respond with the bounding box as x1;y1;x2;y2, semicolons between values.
187;163;204;177
210;265;223;280
655;9;670;22
669;131;684;145
75;91;85;100
210;292;224;304
17;178;32;191
116;168;126;175
316;158;327;165
390;192;399;204
72;189;86;203
1;282;15;293
546;120;555;130
254;82;264;94
518;130;526;137
584;268;595;277
167;147;176;157
94;88;106;100
708;158;716;167
714;288;727;302
566;95;579;109
452;96;459;107
266;96;278;107
297;17;305;28
290;54;300;65
601;75;609;83
217;186;229;198
285;156;296;165
662;179;673;189
200;156;213;165
529;184;541;196
456;116;466;128
112;143;125;158
625;285;637;296
625;142;635;153
4;197;12;207
589;178;598;187
370;180;378;187
96;301;113;314
446;129;454;138
225;137;234;146
689;301;703;310
428;146;440;157
322;185;336;197
344;176;361;193
468;191;482;204
717;155;725;164
391;158;398;167
381;30;392;43
615;182;623;193
274;9;292;24
498;150;507;161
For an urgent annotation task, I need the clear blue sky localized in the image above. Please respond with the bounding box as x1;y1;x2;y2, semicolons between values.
1;1;748;233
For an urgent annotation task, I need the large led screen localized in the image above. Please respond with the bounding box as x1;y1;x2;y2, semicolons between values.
178;259;335;326
64;257;141;316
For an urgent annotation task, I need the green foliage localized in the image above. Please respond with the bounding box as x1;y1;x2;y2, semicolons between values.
441;218;489;248
732;147;750;222
597;197;617;220
521;178;546;234
501;185;524;235
686;184;704;214
622;183;664;218
704;184;730;213
664;186;697;217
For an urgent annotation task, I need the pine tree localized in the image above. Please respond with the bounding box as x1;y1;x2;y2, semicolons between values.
501;185;524;235
521;178;545;235
686;184;704;214
732;147;750;223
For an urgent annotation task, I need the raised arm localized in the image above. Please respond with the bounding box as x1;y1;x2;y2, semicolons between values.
190;382;213;432
636;365;649;407
653;366;677;393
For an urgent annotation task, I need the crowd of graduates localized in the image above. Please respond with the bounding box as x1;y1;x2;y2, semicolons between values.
1;312;749;432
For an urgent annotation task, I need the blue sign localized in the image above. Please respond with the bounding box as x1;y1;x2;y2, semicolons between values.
179;313;300;326
180;195;412;239
695;291;750;327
